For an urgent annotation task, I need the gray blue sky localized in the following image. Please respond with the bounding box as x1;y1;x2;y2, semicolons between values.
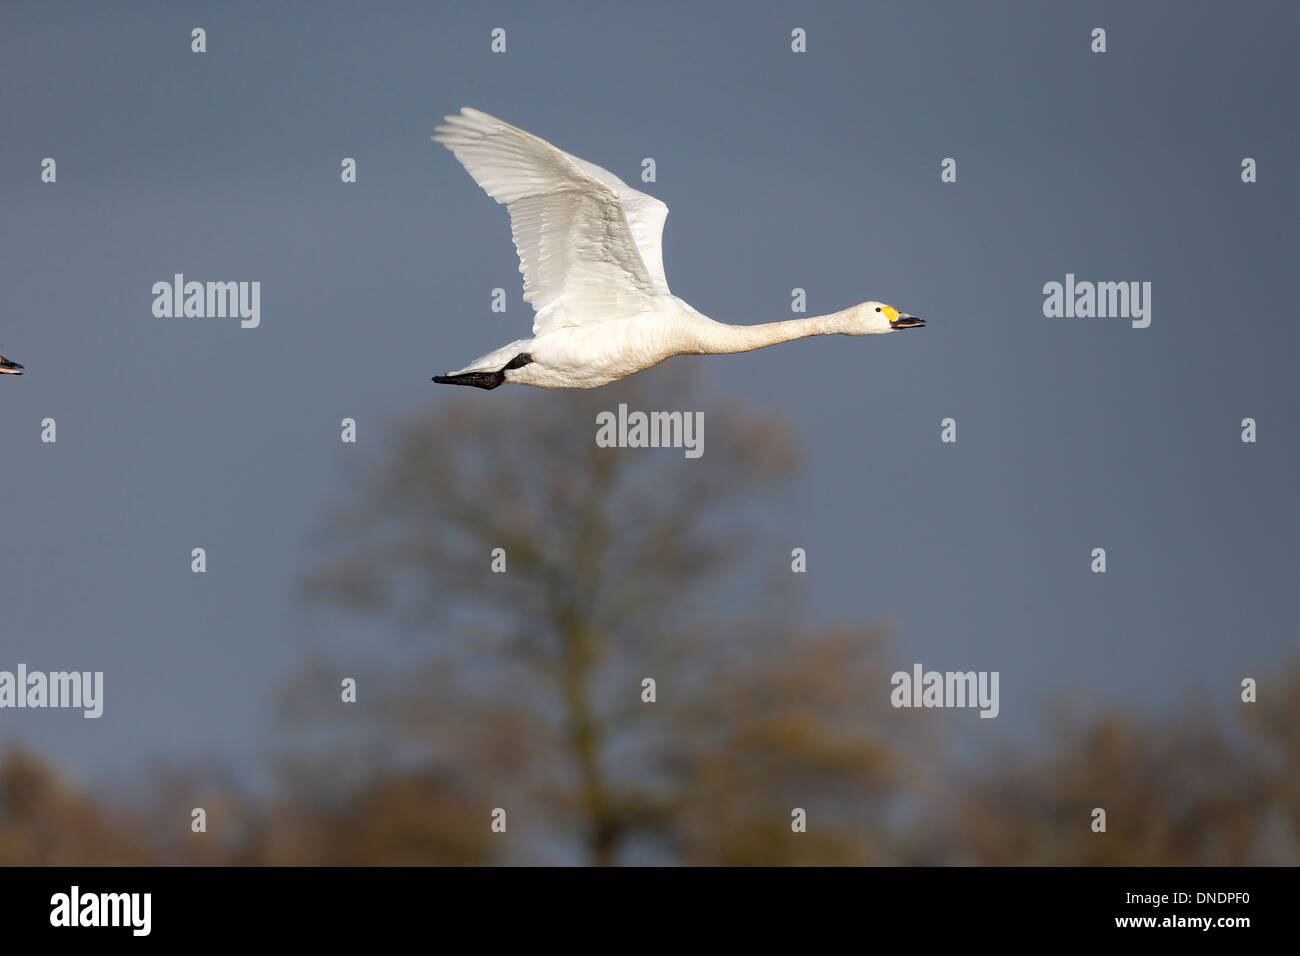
1;0;1297;783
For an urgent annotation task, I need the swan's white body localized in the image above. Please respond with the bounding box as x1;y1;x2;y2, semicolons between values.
432;108;924;390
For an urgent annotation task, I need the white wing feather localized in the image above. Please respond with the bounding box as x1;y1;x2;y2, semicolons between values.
561;152;671;298
433;108;671;337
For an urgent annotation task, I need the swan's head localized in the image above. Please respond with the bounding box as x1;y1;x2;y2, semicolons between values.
848;302;925;335
0;354;23;375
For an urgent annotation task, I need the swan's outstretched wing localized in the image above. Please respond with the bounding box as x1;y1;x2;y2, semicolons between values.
433;108;671;336
560;152;670;299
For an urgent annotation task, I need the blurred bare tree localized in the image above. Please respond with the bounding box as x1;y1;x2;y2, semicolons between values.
0;746;151;865
939;667;1300;865
296;367;911;864
1241;660;1300;862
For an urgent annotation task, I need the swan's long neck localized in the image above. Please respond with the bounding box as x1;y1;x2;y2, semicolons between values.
687;309;861;355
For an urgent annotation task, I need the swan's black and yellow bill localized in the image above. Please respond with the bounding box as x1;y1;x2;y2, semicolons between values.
882;306;924;330
0;355;23;375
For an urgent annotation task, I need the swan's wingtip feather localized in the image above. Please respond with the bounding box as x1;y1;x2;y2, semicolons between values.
432;114;483;144
432;112;497;144
444;107;505;132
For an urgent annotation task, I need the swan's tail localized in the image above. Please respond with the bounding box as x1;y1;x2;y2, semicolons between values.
442;339;533;377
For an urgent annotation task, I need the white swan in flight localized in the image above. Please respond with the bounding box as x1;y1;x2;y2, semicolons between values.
0;353;23;376
431;108;925;390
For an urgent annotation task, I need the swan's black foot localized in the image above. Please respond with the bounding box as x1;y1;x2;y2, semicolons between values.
433;370;505;389
432;353;532;390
